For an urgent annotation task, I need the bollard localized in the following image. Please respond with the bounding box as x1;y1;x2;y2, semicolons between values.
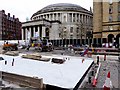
88;76;92;83
104;54;106;61
97;56;99;65
91;70;94;76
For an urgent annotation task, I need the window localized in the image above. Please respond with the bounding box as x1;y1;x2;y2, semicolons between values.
77;14;79;22
69;13;72;22
109;6;113;14
58;13;60;21
76;27;79;33
70;35;73;39
109;15;112;22
70;27;73;33
54;14;56;20
76;34;79;38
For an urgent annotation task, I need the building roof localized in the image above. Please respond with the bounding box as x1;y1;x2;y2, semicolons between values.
32;3;92;17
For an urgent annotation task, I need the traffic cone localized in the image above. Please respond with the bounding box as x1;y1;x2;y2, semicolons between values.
103;71;112;90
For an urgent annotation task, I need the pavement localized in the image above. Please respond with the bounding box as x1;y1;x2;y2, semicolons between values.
81;55;120;89
0;46;119;89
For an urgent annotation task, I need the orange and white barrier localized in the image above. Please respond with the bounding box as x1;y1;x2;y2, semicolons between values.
92;63;101;87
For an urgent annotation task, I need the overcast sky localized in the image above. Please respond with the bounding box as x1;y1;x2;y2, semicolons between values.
0;0;93;22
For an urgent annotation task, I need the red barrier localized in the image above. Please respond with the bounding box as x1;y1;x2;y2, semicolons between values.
92;78;97;87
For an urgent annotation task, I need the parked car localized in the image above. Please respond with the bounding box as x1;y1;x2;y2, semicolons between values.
102;43;113;48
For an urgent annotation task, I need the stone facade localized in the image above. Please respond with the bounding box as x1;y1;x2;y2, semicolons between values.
0;10;21;40
93;0;120;47
22;3;93;46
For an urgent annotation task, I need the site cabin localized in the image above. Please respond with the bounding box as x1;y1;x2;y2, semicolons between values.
26;37;53;52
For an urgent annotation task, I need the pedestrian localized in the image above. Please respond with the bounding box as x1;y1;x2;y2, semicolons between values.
97;56;99;64
104;54;106;61
5;61;7;65
12;58;14;66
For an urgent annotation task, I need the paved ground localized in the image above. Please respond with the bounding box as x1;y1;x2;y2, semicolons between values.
81;55;120;89
0;46;119;89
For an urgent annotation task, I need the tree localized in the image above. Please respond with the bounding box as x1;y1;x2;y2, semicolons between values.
76;20;84;46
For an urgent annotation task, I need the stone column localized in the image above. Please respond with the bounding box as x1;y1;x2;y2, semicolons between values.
56;13;58;20
33;26;36;37
37;26;40;37
75;13;77;22
22;29;24;40
25;28;28;40
52;14;54;21
72;13;73;22
28;27;31;39
81;14;83;23
42;26;46;39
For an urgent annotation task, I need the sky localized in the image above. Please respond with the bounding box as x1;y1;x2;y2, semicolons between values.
0;0;93;22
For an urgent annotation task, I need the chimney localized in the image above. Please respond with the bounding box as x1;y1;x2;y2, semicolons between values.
8;13;10;17
2;10;5;13
13;15;15;19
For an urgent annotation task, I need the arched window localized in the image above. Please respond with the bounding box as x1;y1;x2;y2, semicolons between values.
109;6;113;14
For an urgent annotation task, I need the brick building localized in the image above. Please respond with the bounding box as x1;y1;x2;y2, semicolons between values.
93;0;120;47
0;10;22;40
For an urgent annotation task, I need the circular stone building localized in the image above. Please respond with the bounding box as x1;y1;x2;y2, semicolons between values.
22;3;93;46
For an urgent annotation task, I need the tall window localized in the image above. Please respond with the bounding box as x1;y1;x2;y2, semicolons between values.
77;14;79;22
58;13;60;21
54;13;56;20
69;13;72;22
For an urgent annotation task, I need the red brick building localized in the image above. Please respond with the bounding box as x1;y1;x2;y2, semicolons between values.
0;10;21;40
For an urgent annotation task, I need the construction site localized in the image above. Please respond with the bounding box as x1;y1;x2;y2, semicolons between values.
0;40;119;90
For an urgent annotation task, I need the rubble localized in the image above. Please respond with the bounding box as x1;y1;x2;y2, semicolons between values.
4;51;19;56
22;53;50;62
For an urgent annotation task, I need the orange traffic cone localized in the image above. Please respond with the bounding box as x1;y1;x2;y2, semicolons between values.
103;71;112;90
